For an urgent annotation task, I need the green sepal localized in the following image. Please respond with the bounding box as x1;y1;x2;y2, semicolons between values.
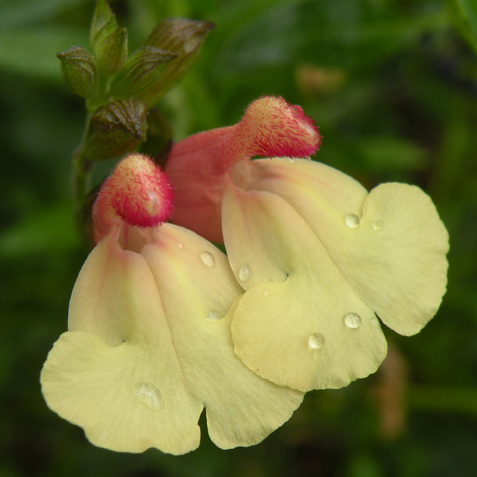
57;46;98;99
109;46;177;100
90;0;128;77
90;0;114;50
96;25;128;77
139;18;215;106
139;107;173;168
83;99;148;161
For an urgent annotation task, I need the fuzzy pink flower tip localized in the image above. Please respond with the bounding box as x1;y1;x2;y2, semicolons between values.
165;96;321;242
92;154;174;243
235;96;321;162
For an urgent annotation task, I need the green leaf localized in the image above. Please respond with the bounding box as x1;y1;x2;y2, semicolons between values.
455;0;477;51
218;1;446;71
108;46;177;100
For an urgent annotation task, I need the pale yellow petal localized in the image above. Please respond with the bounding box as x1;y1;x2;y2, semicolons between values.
142;224;304;448
42;232;202;453
328;183;449;335
68;230;126;346
234;158;448;336
45;223;304;452
222;184;387;392
41;331;201;454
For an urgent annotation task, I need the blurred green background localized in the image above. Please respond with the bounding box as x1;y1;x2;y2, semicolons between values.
1;0;477;475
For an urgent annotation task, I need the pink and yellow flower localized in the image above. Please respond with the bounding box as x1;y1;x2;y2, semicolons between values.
41;96;449;454
165;96;449;392
40;154;303;454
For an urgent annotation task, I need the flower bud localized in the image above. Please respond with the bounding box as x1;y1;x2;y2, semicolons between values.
139;18;215;106
89;0;114;47
109;46;177;100
83;99;148;161
57;46;98;99
97;27;128;76
90;0;128;76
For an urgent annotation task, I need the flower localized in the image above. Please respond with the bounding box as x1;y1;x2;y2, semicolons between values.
165;97;449;393
165;96;321;243
40;154;304;454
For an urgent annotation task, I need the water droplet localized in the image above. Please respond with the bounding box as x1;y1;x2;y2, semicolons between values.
206;310;221;321
200;251;215;267
133;383;163;410
373;220;383;230
239;264;251;282
308;333;325;349
344;313;362;328
288;158;296;164
145;190;160;216
177;241;184;249
263;289;270;297
345;214;360;229
370;317;379;327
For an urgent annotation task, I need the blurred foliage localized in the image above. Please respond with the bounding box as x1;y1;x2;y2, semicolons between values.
1;0;477;476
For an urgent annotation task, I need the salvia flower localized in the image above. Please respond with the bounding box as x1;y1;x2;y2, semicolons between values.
40;154;303;454
165;96;320;242
165;97;449;393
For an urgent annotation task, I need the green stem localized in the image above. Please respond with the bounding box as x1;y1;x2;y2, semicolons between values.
73;146;93;208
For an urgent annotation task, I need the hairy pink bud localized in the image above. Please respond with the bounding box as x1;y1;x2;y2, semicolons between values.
232;96;320;167
92;154;174;243
165;96;321;242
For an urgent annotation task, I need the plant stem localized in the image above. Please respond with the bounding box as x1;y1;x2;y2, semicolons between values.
73;146;93;210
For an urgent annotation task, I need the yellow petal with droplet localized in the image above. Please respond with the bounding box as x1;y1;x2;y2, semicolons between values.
42;231;202;454
41;331;201;454
329;183;449;335
223;184;387;392
142;224;304;448
233;158;448;336
42;223;304;453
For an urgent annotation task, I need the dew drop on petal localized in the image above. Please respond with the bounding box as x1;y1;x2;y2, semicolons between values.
177;241;184;249
133;383;163;410
345;214;360;229
344;313;362;328
206;310;221;321
308;333;325;349
200;251;215;267
263;289;270;297
370;317;380;327
239;264;251;282
373;220;384;230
